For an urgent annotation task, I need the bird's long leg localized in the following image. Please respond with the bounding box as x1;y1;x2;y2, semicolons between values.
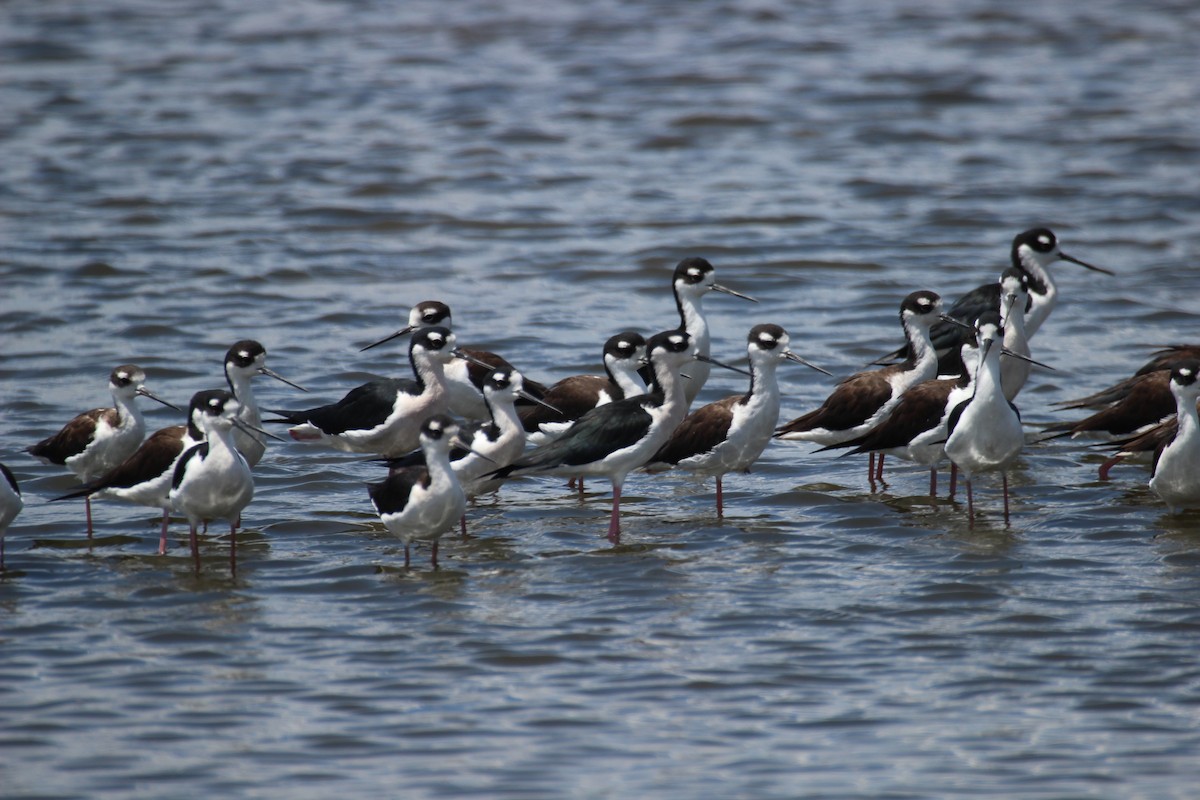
607;485;622;544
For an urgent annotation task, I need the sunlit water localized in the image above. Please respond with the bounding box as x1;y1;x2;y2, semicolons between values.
3;0;1200;797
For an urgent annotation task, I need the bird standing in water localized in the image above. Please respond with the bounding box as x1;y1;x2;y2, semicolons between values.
28;365;178;537
647;324;829;516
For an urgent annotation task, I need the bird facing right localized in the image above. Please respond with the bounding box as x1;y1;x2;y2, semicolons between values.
648;324;829;516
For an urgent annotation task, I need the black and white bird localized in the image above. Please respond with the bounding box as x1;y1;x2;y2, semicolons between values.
267;326;461;456
1147;361;1200;513
222;340;307;467
1043;370;1174;441
521;331;647;446
27;364;178;537
878;228;1110;369
51;420;201;556
362;300;548;420
775;290;944;485
368;414;474;568
381;369;555;534
0;463;22;571
997;268;1034;401
944;311;1025;526
658;257;757;407
821;340;981;497
170;390;277;572
489;330;727;543
647;324;829;516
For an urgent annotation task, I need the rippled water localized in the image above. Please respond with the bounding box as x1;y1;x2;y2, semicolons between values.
3;0;1200;797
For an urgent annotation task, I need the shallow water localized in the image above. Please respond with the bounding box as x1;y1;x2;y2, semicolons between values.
3;0;1200;797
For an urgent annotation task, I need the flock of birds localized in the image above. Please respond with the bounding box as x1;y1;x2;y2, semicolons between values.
3;227;1198;573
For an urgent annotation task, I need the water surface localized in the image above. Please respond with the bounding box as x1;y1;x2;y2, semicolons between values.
2;0;1200;797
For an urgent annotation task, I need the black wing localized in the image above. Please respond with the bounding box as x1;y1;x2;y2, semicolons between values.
367;468;430;515
498;396;654;476
1;463;19;496
266;378;413;435
171;442;209;490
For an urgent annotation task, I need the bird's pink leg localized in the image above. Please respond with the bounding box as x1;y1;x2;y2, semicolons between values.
229;522;237;575
1099;454;1123;481
716;476;724;518
929;466;938;497
158;509;169;556
86;496;94;539
607;485;622;544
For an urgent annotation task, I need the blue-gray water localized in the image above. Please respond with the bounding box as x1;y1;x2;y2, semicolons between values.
2;1;1199;797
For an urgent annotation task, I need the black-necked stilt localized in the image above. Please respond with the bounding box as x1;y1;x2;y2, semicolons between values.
368;414;473;568
170;390;279;572
382;369;554;534
997;267;1034;401
944;311;1025;526
659;257;757;407
1043;370;1173;441
877;228;1110;369
1055;344;1200;410
822;339;981;497
362;300;549;420
1147;361;1200;513
27;365;178;537
51;421;200;555
0;463;22;571
521;331;647;446
266;326;460;456
489;330;727;543
223;340;307;467
775;290;944;485
647;324;829;516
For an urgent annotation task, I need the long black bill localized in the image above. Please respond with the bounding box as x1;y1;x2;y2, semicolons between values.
233;417;288;442
1061;252;1115;276
360;325;417;352
138;387;182;412
783;351;834;376
260;366;308;392
697;353;753;377
711;283;759;302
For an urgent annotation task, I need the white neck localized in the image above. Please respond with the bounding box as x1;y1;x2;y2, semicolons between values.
904;317;938;380
489;396;523;438
651;357;689;425
425;445;458;488
112;390;146;433
973;343;1006;408
1175;386;1200;443
608;359;646;399
414;355;449;398
1018;249;1057;337
227;370;260;425
677;292;709;355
